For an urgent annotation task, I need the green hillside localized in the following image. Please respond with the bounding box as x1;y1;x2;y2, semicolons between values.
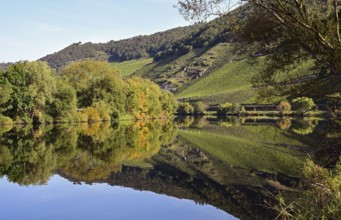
176;59;262;103
178;124;307;177
133;43;236;90
115;40;314;104
132;42;262;104
39;25;203;70
111;58;153;77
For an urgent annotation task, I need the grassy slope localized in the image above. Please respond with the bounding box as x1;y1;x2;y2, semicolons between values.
130;43;315;104
176;59;263;103
178;124;307;177
111;58;153;77
133;43;261;104
175;57;314;104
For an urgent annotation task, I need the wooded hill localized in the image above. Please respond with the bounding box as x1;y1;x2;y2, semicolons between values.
39;25;204;71
37;11;251;103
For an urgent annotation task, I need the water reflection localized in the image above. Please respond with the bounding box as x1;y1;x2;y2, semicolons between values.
0;117;340;219
0;175;236;220
0;120;176;185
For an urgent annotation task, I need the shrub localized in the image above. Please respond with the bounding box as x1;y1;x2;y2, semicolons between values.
0;115;13;125
276;118;292;130
192;101;207;115
292;97;316;114
217;102;240;115
291;119;318;135
200;60;212;67
177;102;194;115
277;101;291;113
273;157;341;219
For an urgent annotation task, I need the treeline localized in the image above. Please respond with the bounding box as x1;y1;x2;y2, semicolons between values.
0;60;177;125
40;26;203;70
154;14;234;61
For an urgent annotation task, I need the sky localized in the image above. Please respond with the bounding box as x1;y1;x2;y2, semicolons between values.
0;0;190;62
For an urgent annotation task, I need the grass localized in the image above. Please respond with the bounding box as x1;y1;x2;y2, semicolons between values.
111;58;153;77
176;58;264;103
178;124;307;177
176;58;315;104
128;43;315;105
133;43;236;87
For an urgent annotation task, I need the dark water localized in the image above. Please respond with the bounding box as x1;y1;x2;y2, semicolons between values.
0;117;339;220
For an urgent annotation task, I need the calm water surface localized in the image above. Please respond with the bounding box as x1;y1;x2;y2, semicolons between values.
0;176;234;220
0;117;338;219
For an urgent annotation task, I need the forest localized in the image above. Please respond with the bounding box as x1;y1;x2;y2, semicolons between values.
0;60;177;125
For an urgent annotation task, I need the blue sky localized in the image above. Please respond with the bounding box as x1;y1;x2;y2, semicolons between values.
0;0;190;62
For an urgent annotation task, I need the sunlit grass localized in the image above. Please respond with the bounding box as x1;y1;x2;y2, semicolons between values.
111;58;153;77
176;59;262;103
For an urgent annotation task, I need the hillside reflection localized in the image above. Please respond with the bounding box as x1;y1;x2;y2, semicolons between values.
0;117;339;219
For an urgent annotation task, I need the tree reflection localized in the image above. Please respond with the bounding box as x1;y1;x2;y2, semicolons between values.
0;120;177;185
291;118;319;135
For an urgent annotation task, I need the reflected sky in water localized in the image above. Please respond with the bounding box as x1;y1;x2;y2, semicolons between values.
0;175;237;220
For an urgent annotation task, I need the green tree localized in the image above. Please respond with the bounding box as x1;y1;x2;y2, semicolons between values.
48;79;78;122
177;102;194;115
62;60;126;119
0;61;59;123
0;70;12;108
0;62;33;121
23;61;57;123
192;101;207;115
292;97;316;114
217;102;239;115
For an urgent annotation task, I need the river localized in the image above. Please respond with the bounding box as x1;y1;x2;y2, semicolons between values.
0;117;339;220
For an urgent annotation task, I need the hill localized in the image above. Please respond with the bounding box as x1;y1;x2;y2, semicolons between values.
37;5;319;105
39;25;203;71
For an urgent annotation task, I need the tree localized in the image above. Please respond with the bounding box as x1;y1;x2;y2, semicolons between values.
62;60;126;118
47;79;78;121
277;101;291;114
126;77;165;119
192;101;207;115
0;71;12;108
177;0;341;98
0;62;34;121
177;102;194;115
23;61;57;122
292;97;316;114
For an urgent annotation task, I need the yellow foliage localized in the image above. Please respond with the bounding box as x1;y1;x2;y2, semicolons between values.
81;107;102;123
